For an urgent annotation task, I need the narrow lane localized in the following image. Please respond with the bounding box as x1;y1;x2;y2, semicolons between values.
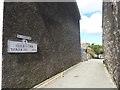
41;59;116;88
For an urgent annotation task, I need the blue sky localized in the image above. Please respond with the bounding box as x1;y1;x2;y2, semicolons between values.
81;32;102;45
77;0;102;45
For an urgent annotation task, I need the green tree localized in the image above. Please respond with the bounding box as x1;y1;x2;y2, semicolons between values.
88;44;104;57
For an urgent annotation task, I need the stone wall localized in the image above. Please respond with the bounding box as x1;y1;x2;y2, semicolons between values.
81;43;91;61
102;2;120;88
81;49;92;61
2;2;81;88
81;49;87;61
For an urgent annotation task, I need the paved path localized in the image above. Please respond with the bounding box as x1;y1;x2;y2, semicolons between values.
42;59;116;88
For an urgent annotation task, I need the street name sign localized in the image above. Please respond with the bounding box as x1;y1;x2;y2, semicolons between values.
7;40;37;53
17;34;32;40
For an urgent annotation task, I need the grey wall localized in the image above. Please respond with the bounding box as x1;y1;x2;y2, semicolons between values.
102;2;120;88
81;49;92;62
81;49;87;61
2;2;81;88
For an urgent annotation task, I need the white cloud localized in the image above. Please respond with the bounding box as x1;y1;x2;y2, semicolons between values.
76;0;102;14
76;0;102;34
80;12;102;34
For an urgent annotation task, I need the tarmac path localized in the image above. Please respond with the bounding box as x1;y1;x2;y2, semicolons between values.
39;59;117;88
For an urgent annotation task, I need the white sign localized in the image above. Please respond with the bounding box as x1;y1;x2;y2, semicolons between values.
17;34;31;40
7;40;37;53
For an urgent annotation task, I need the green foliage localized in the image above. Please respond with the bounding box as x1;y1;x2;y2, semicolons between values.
88;44;104;55
89;52;97;58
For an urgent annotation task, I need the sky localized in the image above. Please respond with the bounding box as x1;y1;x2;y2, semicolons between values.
76;0;103;45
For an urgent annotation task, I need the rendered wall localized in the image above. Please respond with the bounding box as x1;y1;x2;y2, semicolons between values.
2;2;81;88
102;2;120;88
